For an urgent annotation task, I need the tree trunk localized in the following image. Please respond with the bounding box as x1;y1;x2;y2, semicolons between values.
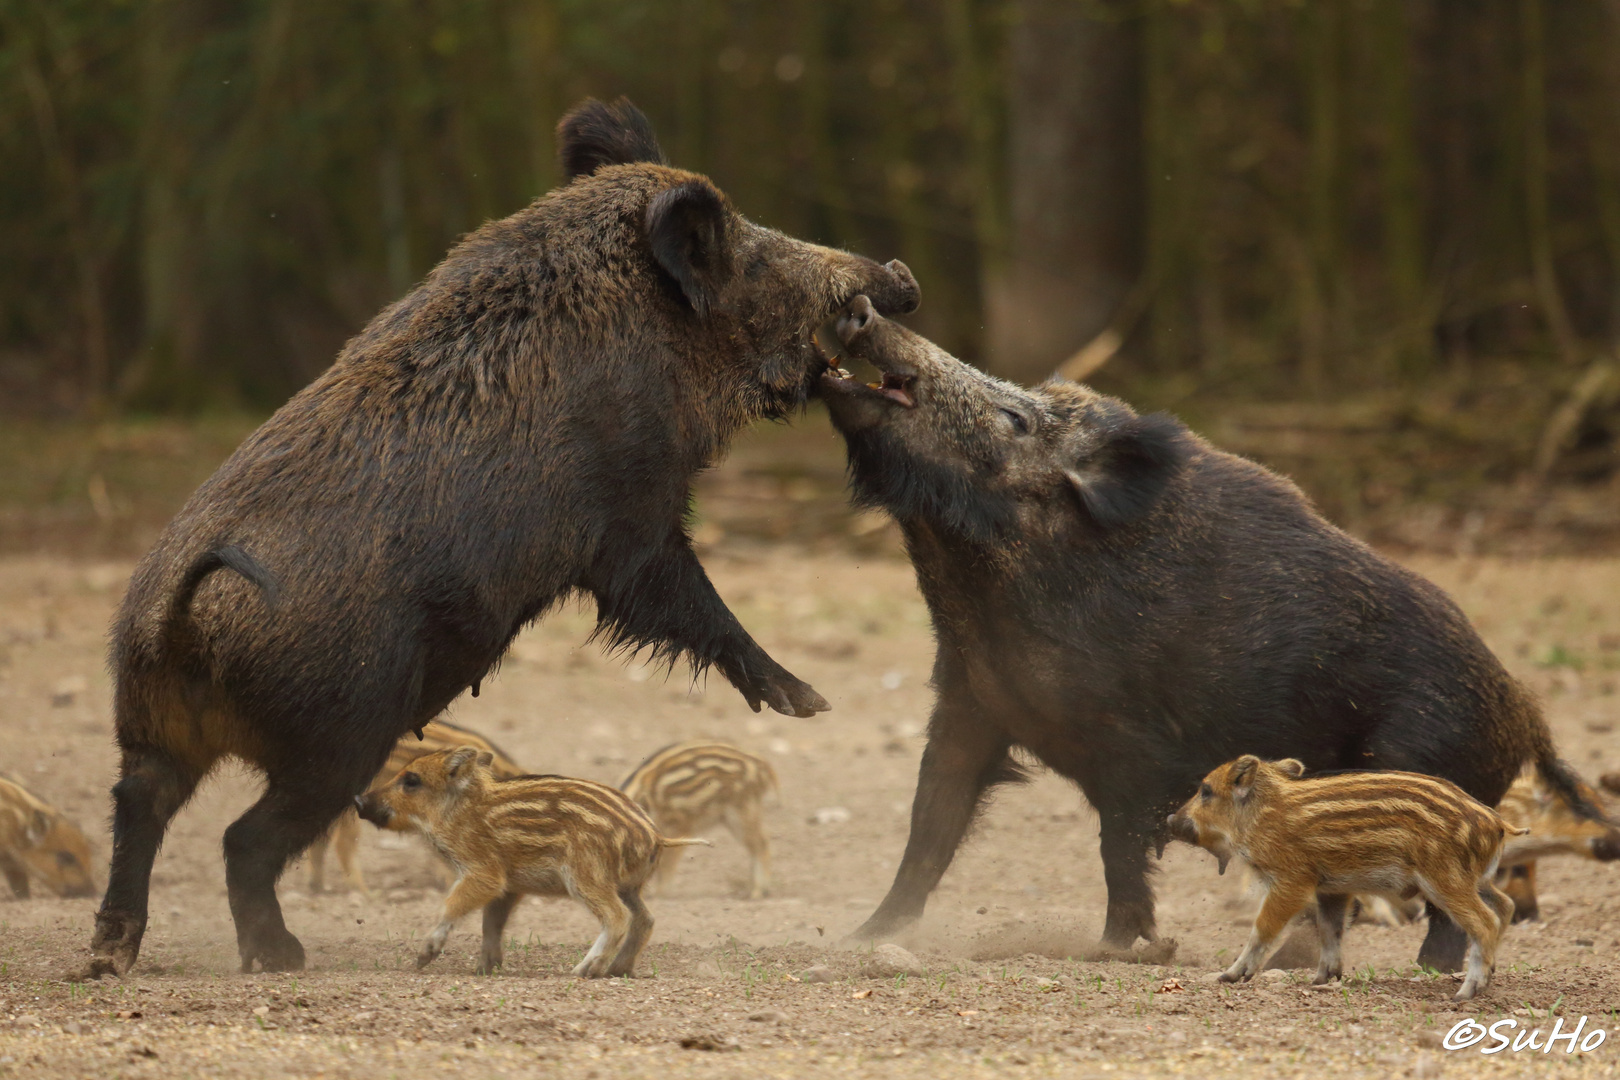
987;0;1143;386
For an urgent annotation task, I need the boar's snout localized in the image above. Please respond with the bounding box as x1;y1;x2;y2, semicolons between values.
837;296;878;346
354;793;389;827
861;259;919;317
1593;829;1620;861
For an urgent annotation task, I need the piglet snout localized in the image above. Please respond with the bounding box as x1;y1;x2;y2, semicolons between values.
354;793;389;827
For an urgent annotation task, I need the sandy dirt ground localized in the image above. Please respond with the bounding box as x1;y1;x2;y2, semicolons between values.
2;546;1619;1078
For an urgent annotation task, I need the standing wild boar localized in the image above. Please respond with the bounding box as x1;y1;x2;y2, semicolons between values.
1167;756;1520;1000
85;99;919;978
820;296;1594;971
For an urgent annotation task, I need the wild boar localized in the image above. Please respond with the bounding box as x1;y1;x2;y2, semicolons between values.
820;296;1595;973
1168;756;1520;1000
355;746;706;977
84;98;920;978
306;718;527;896
0;776;97;900
619;741;778;898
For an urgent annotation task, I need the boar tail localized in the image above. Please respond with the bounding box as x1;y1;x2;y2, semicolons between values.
1533;750;1612;824
168;544;279;627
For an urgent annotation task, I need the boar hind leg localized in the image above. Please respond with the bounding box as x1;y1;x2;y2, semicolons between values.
0;853;29;900
86;746;204;979
1098;819;1159;949
1222;879;1313;984
476;892;524;975
223;775;362;973
606;887;654;977
1312;893;1350;984
850;705;1015;941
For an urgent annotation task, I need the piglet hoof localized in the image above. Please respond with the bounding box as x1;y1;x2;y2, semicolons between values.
415;948;439;971
474;958;501;976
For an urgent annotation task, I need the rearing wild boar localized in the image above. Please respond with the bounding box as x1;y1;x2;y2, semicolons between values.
84;99;919;978
821;296;1592;972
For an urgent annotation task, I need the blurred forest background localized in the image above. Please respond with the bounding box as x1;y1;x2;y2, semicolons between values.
2;0;1619;553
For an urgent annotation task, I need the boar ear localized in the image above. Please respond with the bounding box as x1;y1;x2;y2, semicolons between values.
1064;412;1187;530
556;97;666;180
1277;759;1306;779
1229;755;1261;800
646;180;732;318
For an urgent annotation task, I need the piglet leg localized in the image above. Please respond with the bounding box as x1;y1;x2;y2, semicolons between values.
1221;879;1313;984
417;873;503;970
1312;893;1349;984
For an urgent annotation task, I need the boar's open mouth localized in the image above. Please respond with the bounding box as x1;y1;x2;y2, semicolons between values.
812;337;917;408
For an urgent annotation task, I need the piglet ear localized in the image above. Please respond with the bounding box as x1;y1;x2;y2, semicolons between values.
26;810;51;846
1277;759;1306;779
1230;755;1261;801
646;180;732;318
476;752;494;770
445;747;479;781
1064;412;1187;530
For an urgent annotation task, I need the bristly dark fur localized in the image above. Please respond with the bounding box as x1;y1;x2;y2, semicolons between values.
822;305;1569;975
842;426;1020;543
557;97;667;179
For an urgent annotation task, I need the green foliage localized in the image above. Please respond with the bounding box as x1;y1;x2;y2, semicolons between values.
2;1;1619;415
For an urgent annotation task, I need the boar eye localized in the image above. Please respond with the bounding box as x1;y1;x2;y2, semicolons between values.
1000;408;1030;435
1199;783;1214;801
402;772;422;790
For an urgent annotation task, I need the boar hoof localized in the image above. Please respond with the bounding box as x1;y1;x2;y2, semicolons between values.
242;930;306;974
761;677;829;719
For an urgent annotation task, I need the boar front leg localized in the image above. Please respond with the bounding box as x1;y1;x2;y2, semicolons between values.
850;691;1014;941
589;532;828;718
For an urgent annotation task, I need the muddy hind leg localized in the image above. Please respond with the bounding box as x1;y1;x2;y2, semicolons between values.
86;745;204;978
606;887;655;977
222;772;359;973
